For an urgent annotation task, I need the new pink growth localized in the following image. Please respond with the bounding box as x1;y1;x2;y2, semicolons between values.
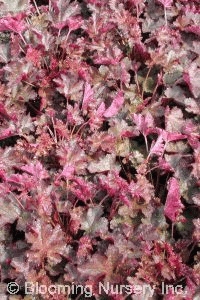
104;91;124;118
164;177;184;222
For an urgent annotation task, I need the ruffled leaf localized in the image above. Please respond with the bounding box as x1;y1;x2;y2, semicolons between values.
164;177;184;222
104;91;124;118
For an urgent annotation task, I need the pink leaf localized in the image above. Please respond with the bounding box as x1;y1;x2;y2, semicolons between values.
71;177;95;202
26;220;68;265
82;82;94;113
149;134;165;157
61;164;75;179
66;16;83;31
99;171;130;205
21;162;49;180
77;236;93;258
96;102;106;116
104;91;124;118
100;22;115;34
0;128;15;140
6;173;36;191
156;129;187;143
132;112;155;137
149;129;187;158
0;103;10;120
94;56;122;65
165;132;187;142
89;102;106;131
0;14;26;34
164;177;184;222
129;174;154;204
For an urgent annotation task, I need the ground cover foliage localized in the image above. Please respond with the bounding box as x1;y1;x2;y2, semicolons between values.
0;0;200;299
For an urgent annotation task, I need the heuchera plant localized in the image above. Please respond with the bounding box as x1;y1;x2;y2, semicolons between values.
0;0;200;299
